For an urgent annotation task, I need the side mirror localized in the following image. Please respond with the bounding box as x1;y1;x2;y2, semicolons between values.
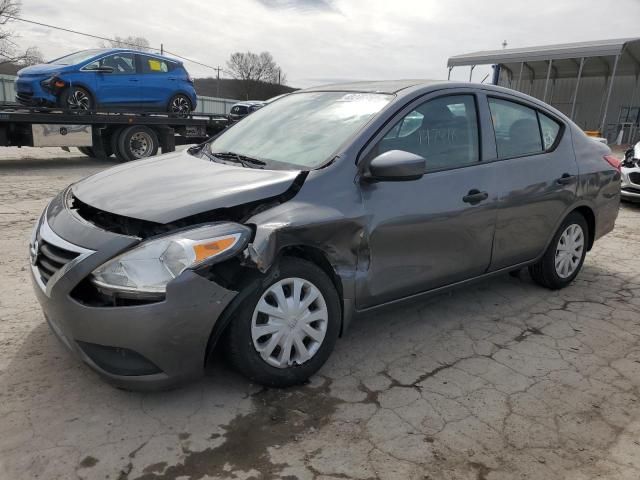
365;150;425;181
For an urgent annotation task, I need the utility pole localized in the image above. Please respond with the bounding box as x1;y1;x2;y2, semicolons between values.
215;66;222;97
160;43;163;55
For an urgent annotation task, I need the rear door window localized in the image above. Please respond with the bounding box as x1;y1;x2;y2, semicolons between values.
488;98;542;158
140;56;172;74
539;113;561;149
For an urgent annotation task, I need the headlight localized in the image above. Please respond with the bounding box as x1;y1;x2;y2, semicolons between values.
40;74;65;92
91;223;251;297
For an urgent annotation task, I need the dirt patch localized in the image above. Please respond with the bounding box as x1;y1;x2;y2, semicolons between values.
79;456;99;468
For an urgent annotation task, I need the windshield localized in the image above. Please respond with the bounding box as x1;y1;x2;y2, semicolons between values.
209;91;393;169
49;49;104;66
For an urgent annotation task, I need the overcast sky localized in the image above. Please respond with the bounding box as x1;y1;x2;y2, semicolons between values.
11;0;640;88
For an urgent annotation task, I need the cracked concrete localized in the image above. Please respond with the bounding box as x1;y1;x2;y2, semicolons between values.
1;147;640;479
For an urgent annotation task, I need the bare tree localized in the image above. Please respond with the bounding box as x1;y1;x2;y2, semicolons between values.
99;36;151;52
226;51;286;99
0;0;42;65
22;46;43;65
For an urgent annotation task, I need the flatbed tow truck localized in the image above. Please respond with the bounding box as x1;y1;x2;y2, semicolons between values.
0;102;229;161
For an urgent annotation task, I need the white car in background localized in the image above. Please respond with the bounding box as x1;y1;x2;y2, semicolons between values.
622;142;640;202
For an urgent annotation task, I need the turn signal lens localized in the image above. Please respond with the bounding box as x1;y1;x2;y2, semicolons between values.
193;237;237;262
604;154;621;172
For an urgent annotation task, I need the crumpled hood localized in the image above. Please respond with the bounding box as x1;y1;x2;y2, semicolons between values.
72;150;301;224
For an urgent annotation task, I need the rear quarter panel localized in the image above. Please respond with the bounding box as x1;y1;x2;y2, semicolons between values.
571;126;620;241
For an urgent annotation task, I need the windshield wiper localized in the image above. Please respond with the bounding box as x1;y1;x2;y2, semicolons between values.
210;151;266;168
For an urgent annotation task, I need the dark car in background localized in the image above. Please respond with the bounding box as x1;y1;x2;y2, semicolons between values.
29;80;620;390
229;100;265;122
15;48;197;114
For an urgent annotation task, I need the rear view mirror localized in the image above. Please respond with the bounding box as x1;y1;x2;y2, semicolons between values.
365;150;425;181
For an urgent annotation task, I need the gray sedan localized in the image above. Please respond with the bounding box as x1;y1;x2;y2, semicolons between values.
30;80;620;390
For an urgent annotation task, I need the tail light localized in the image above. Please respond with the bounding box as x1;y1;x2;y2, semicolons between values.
187;74;194;84
604;154;621;172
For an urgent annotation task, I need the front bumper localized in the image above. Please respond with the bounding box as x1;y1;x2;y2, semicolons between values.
15;77;58;106
30;194;238;390
621;166;640;202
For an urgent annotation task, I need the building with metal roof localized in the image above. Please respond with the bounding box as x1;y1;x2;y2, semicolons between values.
448;38;640;142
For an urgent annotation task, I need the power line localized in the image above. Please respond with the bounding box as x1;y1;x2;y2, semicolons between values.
2;14;226;74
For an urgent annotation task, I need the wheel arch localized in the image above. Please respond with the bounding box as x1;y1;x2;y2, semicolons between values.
278;245;345;303
571;205;596;251
203;243;349;368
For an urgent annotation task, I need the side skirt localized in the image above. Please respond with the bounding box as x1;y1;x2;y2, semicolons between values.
353;258;538;317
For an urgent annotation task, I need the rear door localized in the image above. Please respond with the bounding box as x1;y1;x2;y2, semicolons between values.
137;55;176;109
486;95;578;270
88;52;140;109
357;91;499;308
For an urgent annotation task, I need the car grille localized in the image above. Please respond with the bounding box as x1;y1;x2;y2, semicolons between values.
629;172;640;185
16;92;35;105
34;238;80;285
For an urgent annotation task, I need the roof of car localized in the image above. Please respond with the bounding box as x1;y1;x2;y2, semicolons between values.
92;48;183;64
301;79;446;94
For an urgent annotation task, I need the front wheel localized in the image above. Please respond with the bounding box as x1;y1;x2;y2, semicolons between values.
59;86;93;111
529;212;588;289
225;257;341;387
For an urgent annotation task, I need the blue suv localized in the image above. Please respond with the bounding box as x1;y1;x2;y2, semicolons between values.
15;48;197;114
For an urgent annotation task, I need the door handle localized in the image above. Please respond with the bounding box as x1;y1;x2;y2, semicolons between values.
129;78;139;82
556;173;576;185
462;189;489;205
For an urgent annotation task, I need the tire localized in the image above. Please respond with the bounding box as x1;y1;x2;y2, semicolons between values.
225;257;341;387
59;86;93;111
116;125;159;162
77;146;95;157
528;212;588;290
168;94;192;117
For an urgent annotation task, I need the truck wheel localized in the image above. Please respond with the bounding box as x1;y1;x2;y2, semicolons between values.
60;86;93;111
168;94;192;117
116;126;159;162
77;147;95;157
110;127;127;162
225;257;341;387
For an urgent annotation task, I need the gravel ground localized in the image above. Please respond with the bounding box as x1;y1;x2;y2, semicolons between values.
1;147;640;480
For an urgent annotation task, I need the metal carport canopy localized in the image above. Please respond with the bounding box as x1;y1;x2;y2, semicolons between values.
447;37;640;79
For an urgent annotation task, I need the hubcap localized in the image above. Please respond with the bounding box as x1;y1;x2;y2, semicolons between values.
171;96;190;115
251;277;328;369
555;223;584;279
67;89;90;110
129;132;153;159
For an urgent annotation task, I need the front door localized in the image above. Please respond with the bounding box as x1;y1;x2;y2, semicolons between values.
357;93;498;309
88;52;140;109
